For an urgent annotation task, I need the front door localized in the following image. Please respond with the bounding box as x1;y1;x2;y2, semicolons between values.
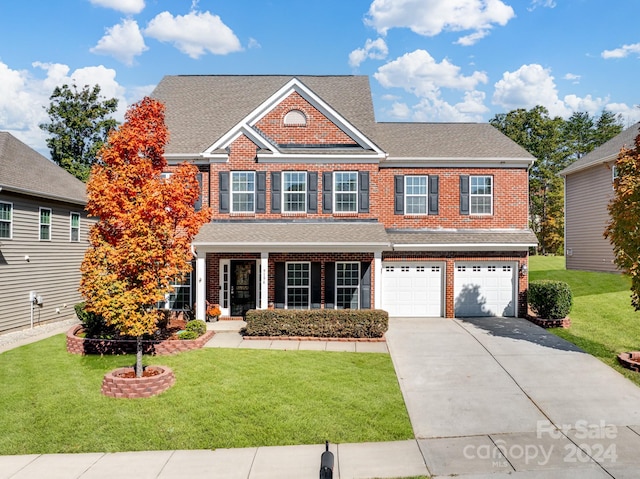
230;260;256;317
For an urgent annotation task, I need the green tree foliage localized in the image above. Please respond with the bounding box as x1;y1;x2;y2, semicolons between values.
491;107;623;254
39;84;118;182
605;133;640;310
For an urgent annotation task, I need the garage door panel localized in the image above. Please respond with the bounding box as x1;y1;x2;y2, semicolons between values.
454;262;516;317
382;262;443;317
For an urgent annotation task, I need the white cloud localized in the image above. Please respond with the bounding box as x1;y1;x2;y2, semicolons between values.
563;73;581;83
89;0;145;14
602;43;640;59
375;49;488;99
144;11;242;59
563;94;606;113
0;61;128;156
412;94;488;122
365;0;514;45
528;0;556;10
387;102;412;119
90;19;148;65
248;38;261;49
349;38;388;68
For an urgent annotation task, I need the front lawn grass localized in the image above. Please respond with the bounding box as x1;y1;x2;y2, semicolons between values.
529;255;640;386
0;335;412;455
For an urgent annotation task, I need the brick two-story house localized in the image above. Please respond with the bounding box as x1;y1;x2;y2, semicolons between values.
151;75;536;320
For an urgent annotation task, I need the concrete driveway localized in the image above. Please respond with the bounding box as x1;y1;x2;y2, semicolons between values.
385;316;640;477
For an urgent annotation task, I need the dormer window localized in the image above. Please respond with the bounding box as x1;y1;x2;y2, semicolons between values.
284;109;307;126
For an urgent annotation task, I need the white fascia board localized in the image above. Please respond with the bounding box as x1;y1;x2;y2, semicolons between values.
380;157;535;168
193;242;390;254
392;243;536;252
558;154;617;177
164;153;210;164
202;126;274;159
257;153;383;164
205;78;384;156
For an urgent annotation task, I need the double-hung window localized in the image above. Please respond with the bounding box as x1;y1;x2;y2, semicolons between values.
334;172;357;212
283;171;307;212
39;208;51;241
286;262;310;309
470;176;492;215
0;202;12;239
166;272;192;311
70;212;80;242
231;171;255;213
405;176;428;215
336;262;359;309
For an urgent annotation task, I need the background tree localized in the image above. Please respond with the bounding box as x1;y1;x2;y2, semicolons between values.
80;97;211;377
40;84;118;181
605;133;640;309
491;107;623;254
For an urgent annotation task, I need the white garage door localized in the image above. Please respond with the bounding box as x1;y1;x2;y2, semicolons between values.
454;262;516;317
382;262;443;317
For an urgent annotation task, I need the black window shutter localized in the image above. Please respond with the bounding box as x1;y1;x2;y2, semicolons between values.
256;171;266;213
360;262;371;309
311;262;322;309
358;171;369;213
271;172;281;213
394;175;404;215
307;172;318;213
460;175;470;215
429;175;439;215
325;262;335;309
274;262;285;308
194;172;203;211
322;172;333;213
219;172;229;213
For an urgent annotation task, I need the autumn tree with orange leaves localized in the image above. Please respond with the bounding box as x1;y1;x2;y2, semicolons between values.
80;97;211;377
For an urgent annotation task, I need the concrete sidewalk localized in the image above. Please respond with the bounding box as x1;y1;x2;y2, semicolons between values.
0;441;428;479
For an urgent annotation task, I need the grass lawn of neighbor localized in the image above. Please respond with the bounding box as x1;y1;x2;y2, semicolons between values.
530;255;640;386
0;335;412;455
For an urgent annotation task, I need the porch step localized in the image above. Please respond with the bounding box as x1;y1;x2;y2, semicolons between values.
207;320;246;333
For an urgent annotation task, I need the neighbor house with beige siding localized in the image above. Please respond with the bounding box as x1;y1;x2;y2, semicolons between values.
559;122;640;273
0;132;92;333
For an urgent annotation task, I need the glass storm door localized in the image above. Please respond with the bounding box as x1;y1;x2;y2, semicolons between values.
230;260;256;317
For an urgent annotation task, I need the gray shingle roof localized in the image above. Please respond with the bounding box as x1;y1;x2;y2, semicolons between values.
375;122;534;160
194;221;390;249
151;75;378;155
560;122;640;176
388;229;538;248
0;132;87;204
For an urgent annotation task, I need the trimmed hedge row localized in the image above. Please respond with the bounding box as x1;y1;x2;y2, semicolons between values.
243;309;389;338
528;280;573;320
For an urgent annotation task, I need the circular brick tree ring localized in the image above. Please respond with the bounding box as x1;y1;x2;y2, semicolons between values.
617;352;640;373
101;366;175;398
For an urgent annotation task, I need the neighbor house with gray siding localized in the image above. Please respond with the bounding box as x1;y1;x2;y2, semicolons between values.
559;122;640;273
0;132;92;333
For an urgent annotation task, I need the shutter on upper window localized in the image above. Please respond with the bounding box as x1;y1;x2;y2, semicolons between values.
219;172;229;213
307;172;318;213
429;175;439;215
394;175;404;215
322;172;333;213
256;171;266;213
460;175;470;215
271;172;281;213
358;171;369;213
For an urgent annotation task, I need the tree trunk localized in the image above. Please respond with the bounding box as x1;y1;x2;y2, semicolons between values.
135;336;143;378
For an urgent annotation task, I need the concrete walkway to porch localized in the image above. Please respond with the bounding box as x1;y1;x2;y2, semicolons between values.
204;320;389;353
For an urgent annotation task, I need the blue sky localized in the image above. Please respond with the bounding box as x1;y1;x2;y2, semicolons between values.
1;0;639;156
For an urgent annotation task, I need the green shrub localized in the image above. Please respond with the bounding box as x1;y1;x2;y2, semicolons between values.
244;309;388;338
528;280;573;319
74;302;118;339
185;319;207;336
177;330;199;340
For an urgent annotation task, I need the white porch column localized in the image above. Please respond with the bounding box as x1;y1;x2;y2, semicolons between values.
374;251;382;309
195;255;206;320
260;252;269;309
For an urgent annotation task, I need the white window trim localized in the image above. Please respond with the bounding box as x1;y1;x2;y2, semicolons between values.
404;175;428;215
333;171;358;213
70;212;81;242
282;171;307;213
39;207;52;241
231;171;256;213
470;175;493;215
285;261;311;310
164;269;193;311
336;261;360;310
0;201;13;240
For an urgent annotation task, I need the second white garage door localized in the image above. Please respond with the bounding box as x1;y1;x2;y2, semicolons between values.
381;262;444;317
454;262;517;317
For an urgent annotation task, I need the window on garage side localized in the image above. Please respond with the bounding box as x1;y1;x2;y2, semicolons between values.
0;201;12;239
470;176;493;215
336;262;360;309
39;207;51;241
405;175;428;214
70;212;80;242
283;171;307;212
286;262;310;309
